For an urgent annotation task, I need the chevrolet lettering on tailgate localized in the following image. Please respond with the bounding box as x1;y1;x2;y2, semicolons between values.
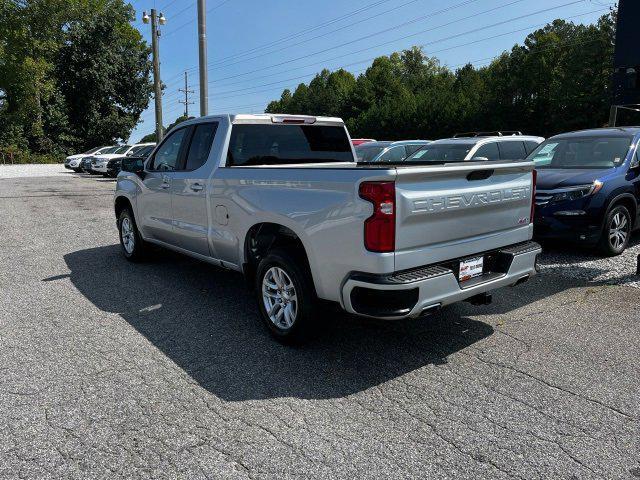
413;186;531;214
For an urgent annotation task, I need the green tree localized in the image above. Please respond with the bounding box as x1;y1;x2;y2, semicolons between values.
57;1;152;151
0;0;152;160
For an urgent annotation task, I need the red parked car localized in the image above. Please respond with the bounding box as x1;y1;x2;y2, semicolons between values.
351;138;376;146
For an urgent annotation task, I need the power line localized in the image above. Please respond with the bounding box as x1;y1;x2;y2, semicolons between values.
156;3;606;108
158;0;182;12
202;6;608;102
210;0;403;65
136;22;604;128
163;0;232;37
209;0;487;70
165;0;196;19
182;29;606;114
204;0;590;87
161;0;408;79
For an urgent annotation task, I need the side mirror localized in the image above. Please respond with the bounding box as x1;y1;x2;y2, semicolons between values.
630;151;640;169
121;156;145;176
471;156;489;161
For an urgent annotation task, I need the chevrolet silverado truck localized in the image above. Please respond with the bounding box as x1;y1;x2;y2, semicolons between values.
114;114;541;342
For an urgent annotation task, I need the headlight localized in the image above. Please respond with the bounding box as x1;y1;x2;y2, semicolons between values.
550;180;603;203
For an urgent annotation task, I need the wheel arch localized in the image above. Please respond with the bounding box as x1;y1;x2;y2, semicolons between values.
114;195;133;220
605;193;637;228
242;222;317;294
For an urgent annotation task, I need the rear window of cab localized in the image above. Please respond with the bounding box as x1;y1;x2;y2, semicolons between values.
227;124;353;166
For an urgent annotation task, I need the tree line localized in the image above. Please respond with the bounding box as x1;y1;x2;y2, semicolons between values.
266;12;620;140
0;0;152;162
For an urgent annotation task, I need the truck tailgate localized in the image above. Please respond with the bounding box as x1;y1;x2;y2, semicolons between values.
394;162;534;271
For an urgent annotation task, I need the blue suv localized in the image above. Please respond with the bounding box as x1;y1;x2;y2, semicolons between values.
530;127;640;256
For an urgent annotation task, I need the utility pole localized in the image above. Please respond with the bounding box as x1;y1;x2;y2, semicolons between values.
178;71;195;117
197;0;209;116
143;9;166;142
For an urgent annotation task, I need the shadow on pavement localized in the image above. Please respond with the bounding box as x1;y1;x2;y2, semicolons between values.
62;242;616;401
63;245;500;401
538;233;639;264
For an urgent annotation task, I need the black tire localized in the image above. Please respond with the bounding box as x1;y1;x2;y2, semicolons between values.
254;249;317;343
117;208;148;262
598;205;631;256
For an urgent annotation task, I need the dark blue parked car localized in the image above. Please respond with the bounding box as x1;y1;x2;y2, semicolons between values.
530;127;640;256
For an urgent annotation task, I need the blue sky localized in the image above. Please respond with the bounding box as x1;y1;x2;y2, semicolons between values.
127;0;615;142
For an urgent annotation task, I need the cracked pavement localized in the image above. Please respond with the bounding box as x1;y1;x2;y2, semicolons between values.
1;172;639;479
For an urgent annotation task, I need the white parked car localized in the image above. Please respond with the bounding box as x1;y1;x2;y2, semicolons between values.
65;146;111;172
90;143;155;175
404;132;544;163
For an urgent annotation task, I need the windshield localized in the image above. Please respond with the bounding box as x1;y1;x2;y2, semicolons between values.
529;137;632;169
129;145;153;156
355;143;390;162
83;146;103;154
100;146;120;154
405;143;472;162
133;145;154;157
113;145;131;154
227;124;353;166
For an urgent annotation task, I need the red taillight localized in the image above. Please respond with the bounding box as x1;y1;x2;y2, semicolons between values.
530;169;537;224
359;181;395;253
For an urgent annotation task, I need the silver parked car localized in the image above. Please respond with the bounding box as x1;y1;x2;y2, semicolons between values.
355;140;431;163
115;115;539;342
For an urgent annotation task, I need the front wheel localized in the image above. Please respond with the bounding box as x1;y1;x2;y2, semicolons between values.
598;205;631;256
255;250;316;343
118;208;147;262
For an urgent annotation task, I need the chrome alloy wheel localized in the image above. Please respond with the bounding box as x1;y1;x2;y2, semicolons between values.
262;266;298;329
121;217;135;254
609;212;628;251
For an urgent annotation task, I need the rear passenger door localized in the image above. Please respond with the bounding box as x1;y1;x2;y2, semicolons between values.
170;122;219;256
498;141;527;161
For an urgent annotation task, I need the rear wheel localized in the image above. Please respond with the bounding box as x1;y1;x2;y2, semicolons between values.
598;205;631;256
118;208;147;262
255;249;316;343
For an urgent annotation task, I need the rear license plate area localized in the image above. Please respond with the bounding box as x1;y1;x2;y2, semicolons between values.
458;256;484;282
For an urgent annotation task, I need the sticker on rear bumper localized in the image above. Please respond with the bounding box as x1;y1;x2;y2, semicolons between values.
459;256;484;282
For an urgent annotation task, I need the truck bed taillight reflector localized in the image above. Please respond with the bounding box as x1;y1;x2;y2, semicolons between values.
530;169;537;224
359;181;395;253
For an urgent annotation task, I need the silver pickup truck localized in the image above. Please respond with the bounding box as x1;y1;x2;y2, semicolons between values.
115;114;541;341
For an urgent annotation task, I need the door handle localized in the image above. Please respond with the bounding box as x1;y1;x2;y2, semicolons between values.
190;183;204;192
160;175;170;189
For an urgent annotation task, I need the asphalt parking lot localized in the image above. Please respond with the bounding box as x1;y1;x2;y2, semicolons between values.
1;166;639;479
